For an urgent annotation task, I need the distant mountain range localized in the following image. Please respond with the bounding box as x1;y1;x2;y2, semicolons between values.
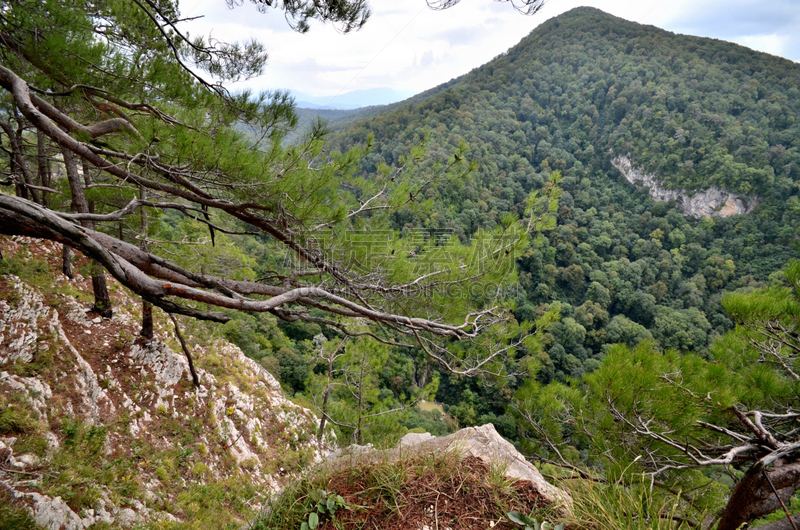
288;87;415;110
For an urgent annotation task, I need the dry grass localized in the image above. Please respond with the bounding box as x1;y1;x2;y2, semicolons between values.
254;451;555;530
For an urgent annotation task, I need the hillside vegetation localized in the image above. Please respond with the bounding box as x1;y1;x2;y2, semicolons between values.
278;12;800;526
319;7;800;388
333;7;800;195
3;3;800;528
0;237;324;528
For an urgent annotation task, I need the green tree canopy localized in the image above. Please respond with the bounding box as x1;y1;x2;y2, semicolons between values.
516;261;800;529
0;0;558;376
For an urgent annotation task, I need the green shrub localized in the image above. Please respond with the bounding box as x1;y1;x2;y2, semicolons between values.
259;356;280;380
0;393;45;436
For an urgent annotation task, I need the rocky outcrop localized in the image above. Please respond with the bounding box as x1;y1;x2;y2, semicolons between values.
0;236;326;528
334;423;572;515
0;276;57;365
28;492;85;530
400;424;571;510
612;155;760;218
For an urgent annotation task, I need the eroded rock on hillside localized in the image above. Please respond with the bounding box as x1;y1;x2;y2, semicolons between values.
612;155;761;218
0;236;325;528
332;423;571;515
398;424;570;509
262;423;571;529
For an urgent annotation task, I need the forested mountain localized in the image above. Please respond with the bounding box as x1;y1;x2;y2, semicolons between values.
333;7;800;195
320;7;800;386
266;13;800;524
3;2;800;526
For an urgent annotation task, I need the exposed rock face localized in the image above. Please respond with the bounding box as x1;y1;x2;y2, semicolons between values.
28;492;85;530
0;276;56;364
612;155;760;218
399;424;571;511
0;237;326;529
333;424;572;515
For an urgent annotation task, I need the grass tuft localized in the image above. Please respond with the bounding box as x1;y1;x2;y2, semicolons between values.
251;450;552;530
564;478;706;530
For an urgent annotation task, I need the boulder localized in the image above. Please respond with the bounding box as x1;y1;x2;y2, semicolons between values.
331;423;572;515
399;424;571;510
28;493;85;530
398;432;434;447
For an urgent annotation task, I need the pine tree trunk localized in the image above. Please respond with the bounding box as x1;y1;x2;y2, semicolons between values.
62;244;73;279
0;119;38;203
717;462;800;530
317;357;334;447
82;159;112;318
36;130;51;207
138;184;153;340
355;361;365;445
90;271;112;318
2;123;26;200
62;146;112;317
141;301;154;340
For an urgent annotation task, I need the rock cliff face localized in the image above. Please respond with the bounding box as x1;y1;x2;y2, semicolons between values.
612;155;760;218
0;236;325;528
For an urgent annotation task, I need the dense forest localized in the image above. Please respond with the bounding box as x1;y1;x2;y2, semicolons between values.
250;11;800;523
2;2;800;528
212;8;800;454
312;6;800;401
188;13;800;503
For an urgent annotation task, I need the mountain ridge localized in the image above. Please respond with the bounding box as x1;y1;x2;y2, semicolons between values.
329;5;800;200
299;6;799;141
314;5;799;380
290;87;416;110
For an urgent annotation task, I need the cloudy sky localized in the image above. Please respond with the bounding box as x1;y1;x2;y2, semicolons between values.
178;0;800;104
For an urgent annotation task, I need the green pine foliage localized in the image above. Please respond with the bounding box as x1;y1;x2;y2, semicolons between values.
515;261;800;526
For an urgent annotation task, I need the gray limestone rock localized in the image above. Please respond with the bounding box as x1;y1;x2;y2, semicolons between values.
612;155;760;218
403;424;570;509
116;508;139;526
28;493;85;530
14;453;39;468
338;424;571;514
398;432;434;447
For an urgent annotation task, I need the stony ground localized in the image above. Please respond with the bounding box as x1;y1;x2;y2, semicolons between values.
0;236;326;529
1;236;571;530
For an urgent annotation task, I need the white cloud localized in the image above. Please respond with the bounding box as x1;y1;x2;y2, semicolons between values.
736;34;789;58
178;0;800;99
